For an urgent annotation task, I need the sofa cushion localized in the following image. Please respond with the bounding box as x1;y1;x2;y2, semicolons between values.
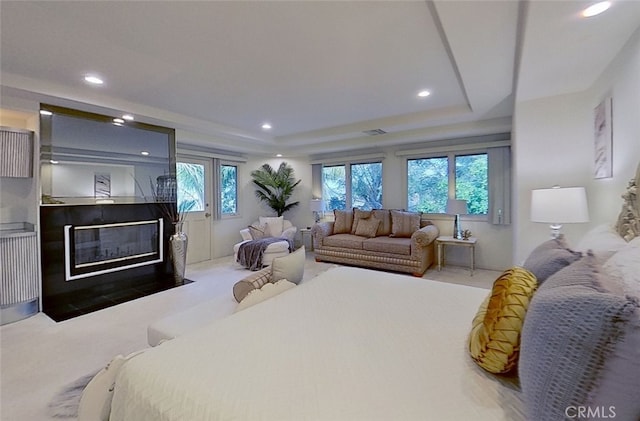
372;209;392;236
323;233;365;249
363;236;411;255
333;209;354;234
522;235;581;284
390;210;420;238
354;217;381;238
351;209;372;234
468;267;538;374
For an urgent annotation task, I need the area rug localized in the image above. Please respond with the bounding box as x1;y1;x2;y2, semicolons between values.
48;371;97;419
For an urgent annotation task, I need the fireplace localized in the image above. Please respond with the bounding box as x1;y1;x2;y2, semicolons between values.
64;219;164;281
40;203;186;322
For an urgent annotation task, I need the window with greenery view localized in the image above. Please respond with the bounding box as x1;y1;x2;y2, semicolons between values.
221;164;237;215
407;153;488;215
177;162;205;212
455;154;488;214
407;157;448;213
322;162;382;211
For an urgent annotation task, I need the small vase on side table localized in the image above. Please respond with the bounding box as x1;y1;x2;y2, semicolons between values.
170;222;188;284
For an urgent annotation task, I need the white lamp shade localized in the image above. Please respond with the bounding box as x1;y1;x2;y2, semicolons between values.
446;199;468;215
531;187;589;223
309;199;324;212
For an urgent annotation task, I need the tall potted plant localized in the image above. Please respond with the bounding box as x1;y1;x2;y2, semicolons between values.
251;162;301;216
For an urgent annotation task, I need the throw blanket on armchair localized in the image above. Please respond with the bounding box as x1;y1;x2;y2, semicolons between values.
237;238;293;270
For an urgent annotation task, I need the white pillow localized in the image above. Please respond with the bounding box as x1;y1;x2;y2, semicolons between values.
271;246;305;284
576;224;628;255
259;216;284;237
77;350;146;421
602;239;640;298
235;279;296;312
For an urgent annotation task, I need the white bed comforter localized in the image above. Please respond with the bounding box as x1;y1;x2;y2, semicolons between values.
110;266;522;421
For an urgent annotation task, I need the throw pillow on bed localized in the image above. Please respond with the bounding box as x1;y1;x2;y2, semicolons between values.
519;252;640;421
522;235;581;284
271;246;305;284
468;267;538;374
235;279;297;312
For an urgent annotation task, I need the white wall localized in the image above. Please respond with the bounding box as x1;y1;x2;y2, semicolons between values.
513;26;640;264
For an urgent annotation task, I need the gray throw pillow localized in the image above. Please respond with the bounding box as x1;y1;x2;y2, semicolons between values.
519;254;639;421
271;246;305;285
522;236;581;284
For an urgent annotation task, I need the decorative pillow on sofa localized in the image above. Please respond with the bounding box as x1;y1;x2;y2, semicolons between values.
468;267;538;374
351;209;372;234
389;210;420;238
259;216;284;237
234;279;296;313
271;246;305;285
372;209;392;236
354;217;381;238
522;235;581;284
333;209;354;234
519;253;640;421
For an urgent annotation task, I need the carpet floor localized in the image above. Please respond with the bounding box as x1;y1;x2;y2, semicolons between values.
0;254;497;421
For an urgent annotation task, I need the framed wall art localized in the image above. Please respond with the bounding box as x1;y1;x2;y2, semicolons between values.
593;97;613;179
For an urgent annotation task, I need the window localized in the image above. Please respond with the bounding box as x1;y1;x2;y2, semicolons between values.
176;162;205;212
407;153;488;215
220;164;238;215
322;162;382;211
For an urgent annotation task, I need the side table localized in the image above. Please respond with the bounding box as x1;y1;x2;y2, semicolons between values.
300;228;313;251
435;236;477;276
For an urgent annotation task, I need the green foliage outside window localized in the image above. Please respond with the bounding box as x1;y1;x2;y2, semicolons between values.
221;164;237;214
177;162;204;212
351;162;382;210
322;165;346;210
455;154;488;215
407;157;448;213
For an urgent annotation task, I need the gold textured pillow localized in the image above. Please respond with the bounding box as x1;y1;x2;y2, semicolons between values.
468;267;538;374
333;209;353;234
354;217;381;238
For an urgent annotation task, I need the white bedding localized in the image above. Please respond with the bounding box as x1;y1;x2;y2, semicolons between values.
110;266;522;421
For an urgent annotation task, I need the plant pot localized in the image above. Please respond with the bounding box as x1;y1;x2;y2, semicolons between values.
170;223;188;283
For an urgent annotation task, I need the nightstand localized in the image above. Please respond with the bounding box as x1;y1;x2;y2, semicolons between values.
435;236;477;276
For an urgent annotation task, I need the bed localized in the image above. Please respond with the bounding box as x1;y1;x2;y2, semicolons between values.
108;266;522;420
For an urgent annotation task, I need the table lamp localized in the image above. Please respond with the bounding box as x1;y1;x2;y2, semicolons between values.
446;199;468;239
531;186;589;238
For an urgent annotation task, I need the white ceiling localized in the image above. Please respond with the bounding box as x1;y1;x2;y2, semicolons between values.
1;1;639;156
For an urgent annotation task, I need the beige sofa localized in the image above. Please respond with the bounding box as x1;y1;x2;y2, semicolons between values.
311;209;439;276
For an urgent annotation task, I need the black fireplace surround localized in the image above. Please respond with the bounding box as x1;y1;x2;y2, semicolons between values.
41;203;181;321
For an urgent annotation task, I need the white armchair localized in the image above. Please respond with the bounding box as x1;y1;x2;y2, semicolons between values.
235;218;297;267
239;219;297;242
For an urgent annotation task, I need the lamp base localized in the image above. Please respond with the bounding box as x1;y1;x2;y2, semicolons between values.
549;223;562;239
453;214;462;239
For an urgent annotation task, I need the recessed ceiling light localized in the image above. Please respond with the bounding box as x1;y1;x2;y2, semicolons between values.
50;160;59;164
141;151;150;156
262;123;272;130
122;114;134;121
84;75;104;85
582;1;611;17
113;118;125;124
276;153;283;157
39;110;53;116
417;90;431;98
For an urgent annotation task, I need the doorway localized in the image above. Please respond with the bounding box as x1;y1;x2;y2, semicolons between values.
176;156;212;264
